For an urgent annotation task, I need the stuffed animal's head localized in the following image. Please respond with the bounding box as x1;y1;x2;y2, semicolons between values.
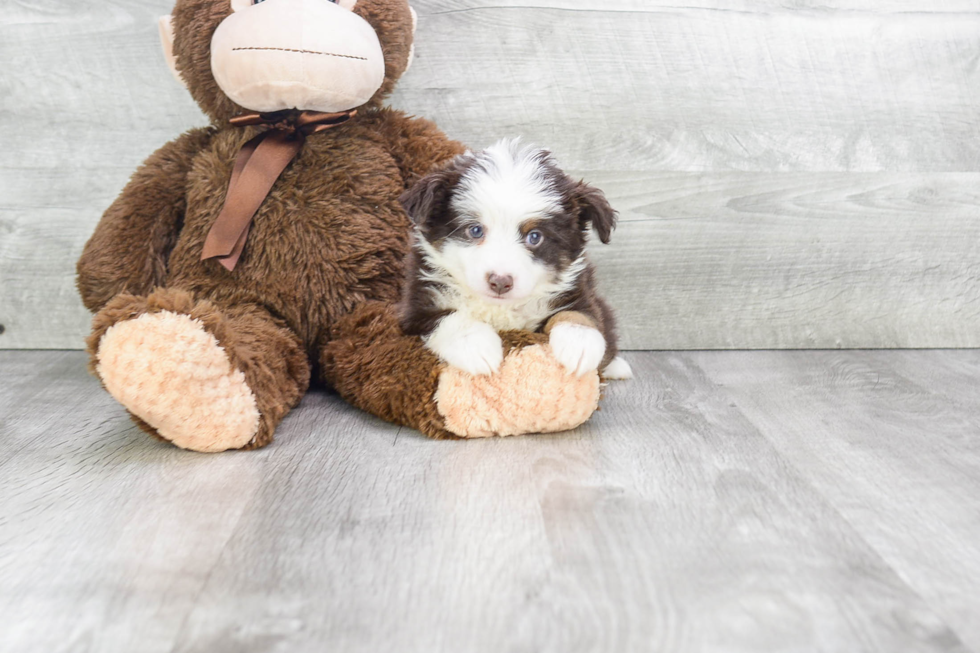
159;0;417;123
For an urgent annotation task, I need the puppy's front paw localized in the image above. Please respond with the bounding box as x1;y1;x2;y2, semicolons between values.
549;323;606;377
442;323;504;376
602;356;633;380
428;316;503;376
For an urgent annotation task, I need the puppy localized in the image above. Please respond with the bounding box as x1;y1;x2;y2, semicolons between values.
397;139;632;380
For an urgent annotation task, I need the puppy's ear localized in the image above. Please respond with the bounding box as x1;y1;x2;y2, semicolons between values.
574;181;617;244
399;169;455;227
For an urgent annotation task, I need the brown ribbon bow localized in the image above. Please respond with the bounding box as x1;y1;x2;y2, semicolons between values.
201;109;356;271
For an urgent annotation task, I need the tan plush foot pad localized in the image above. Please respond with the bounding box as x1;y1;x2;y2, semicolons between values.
96;311;260;453
436;344;601;438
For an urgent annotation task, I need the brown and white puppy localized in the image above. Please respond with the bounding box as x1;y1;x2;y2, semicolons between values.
398;139;632;380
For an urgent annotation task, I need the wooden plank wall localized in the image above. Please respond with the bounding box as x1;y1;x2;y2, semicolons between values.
1;0;979;349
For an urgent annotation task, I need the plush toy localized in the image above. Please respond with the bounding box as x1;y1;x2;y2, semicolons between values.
76;0;602;452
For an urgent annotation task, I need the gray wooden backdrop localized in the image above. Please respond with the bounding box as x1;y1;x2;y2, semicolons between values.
2;0;979;350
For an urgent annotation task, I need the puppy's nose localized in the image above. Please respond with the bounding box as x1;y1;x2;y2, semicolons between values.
487;273;514;296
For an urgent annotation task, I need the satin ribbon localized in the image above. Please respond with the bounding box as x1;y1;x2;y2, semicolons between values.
201;109;356;271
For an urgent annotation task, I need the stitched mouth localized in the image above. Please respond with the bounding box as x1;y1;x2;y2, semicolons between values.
232;47;367;61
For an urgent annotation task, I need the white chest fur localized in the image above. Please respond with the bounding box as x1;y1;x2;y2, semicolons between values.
460;296;553;332
429;282;555;332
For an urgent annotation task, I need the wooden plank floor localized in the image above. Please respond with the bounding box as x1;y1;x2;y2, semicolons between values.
1;350;979;652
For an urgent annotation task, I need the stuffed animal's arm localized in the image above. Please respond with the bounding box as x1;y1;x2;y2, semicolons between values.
379;112;467;187
76;127;214;312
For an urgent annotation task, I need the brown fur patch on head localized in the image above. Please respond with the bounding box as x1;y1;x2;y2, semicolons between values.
171;0;416;124
399;154;475;243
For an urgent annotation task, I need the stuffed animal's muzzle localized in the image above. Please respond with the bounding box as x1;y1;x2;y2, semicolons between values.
210;0;386;113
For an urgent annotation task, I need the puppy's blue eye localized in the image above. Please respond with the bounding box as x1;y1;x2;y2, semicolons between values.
468;225;484;239
525;230;543;247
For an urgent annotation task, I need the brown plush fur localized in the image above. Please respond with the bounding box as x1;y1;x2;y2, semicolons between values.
78;0;464;447
77;127;215;311
321;302;453;439
78;0;601;448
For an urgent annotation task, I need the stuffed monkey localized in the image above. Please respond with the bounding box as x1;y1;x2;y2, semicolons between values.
77;0;601;452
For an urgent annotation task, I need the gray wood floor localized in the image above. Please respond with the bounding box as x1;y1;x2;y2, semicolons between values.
1;349;979;652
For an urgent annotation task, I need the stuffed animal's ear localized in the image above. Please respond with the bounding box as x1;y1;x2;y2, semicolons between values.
158;15;184;86
404;6;418;72
400;170;453;227
574;181;617;244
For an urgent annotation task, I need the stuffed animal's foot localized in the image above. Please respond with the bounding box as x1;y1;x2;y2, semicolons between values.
435;342;600;438
88;289;310;452
96;310;261;452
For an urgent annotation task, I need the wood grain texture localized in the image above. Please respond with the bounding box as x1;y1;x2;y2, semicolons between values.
399;4;980;172
588;172;980;349
0;0;205;350
2;350;979;652
424;1;980;12
693;349;980;651
2;1;980;348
